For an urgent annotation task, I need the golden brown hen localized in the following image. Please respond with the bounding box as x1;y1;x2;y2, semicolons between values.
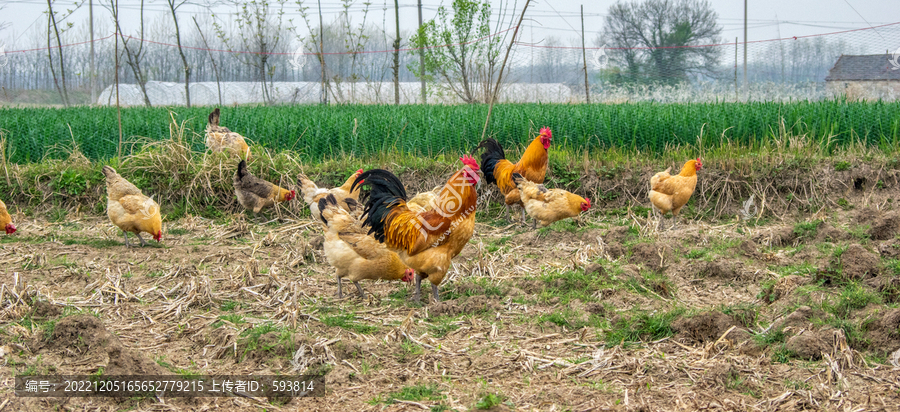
649;158;702;230
102;166;162;247
318;194;413;298
0;198;16;235
205;108;251;159
512;173;590;228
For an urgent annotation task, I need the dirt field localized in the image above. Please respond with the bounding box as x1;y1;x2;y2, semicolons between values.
1;198;900;411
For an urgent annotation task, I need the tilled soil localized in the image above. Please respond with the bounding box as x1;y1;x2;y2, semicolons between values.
1;204;900;411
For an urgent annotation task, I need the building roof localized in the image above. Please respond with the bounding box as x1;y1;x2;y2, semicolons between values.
826;54;900;81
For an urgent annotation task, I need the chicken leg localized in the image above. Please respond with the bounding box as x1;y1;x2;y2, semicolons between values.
122;232;131;247
431;283;440;302
354;281;366;298
335;274;344;298
413;272;423;303
135;233;147;247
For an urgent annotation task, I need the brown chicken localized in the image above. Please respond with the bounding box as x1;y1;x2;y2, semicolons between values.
299;169;364;221
318;194;414;298
205;108;251;159
352;156;480;302
102;166;162;247
477;127;552;221
233;160;296;214
0;199;16;235
512;173;591;228
649;158;702;229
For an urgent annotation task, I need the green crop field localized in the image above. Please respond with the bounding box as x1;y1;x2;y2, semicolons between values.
1;101;899;164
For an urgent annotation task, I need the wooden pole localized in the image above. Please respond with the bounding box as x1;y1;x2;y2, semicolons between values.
318;0;327;104
481;0;531;141
115;0;122;158
417;0;426;103
89;0;96;104
581;5;590;104
734;37;738;101
393;0;401;105
743;0;748;100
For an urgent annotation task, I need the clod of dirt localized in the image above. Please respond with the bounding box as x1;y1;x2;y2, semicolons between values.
739;240;761;259
671;312;751;344
516;279;544;294
785;331;830;360
772;306;818;334
817;223;851;242
583;263;606;277
48;315;119;353
877;239;900;258
429;296;502;317
867;276;900;303
698;261;740;279
30;300;61;319
585;302;607;316
853;207;881;226
763;275;807;304
324;364;354;386
869;211;900;241
864;308;900;354
840;244;880;280
629;243;668;272
606;243;625;259
105;346;169;376
753;226;796;247
704;362;740;388
604;226;632;243
309;235;324;250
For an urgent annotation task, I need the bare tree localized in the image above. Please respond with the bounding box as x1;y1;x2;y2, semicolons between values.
193;16;223;105
215;0;290;105
600;0;722;84
107;0;152;106
46;0;82;106
167;0;191;107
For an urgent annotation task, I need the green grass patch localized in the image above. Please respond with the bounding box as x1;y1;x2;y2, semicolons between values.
321;313;378;334
604;308;685;345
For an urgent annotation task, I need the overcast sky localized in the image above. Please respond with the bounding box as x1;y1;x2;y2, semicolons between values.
1;0;898;52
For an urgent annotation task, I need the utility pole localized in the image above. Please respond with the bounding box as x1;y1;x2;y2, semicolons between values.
417;0;425;104
580;5;590;104
743;0;748;99
734;37;738;101
393;0;401;105
89;0;96;104
318;0;327;104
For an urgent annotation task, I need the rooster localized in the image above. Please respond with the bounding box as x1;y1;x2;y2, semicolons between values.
233;160;296;215
649;158;702;230
477;127;552;222
299;169;364;221
512;173;591;228
318;194;414;298
0;199;16;235
352;156;480;303
205;108;251;159
102;166;162;247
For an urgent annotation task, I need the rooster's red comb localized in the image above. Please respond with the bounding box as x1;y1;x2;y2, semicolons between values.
460;155;479;170
540;127;552;139
356;168;363;174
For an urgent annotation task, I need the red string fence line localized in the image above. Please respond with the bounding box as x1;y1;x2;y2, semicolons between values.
3;20;897;55
517;21;900;50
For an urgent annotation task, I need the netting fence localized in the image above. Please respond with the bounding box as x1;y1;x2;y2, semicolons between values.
1;3;900;164
1;8;899;106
